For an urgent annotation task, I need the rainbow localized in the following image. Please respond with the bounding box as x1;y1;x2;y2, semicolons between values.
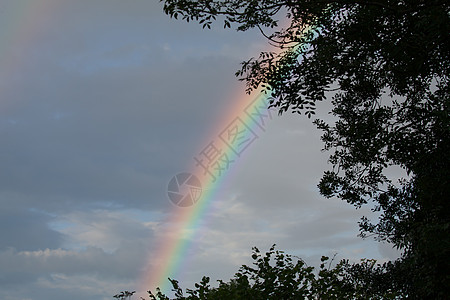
0;0;62;113
140;89;279;294
139;28;313;294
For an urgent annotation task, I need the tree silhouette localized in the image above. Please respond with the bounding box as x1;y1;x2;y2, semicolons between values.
114;290;136;300
159;1;449;297
142;246;403;299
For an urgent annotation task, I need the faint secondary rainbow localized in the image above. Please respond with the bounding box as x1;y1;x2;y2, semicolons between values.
0;0;61;112
140;22;316;296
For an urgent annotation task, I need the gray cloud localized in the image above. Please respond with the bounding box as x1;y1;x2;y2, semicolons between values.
0;1;401;299
0;203;63;251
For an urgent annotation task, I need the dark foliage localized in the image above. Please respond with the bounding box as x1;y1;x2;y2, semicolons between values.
142;246;403;299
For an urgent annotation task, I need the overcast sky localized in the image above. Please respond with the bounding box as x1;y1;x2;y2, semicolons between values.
0;1;401;299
